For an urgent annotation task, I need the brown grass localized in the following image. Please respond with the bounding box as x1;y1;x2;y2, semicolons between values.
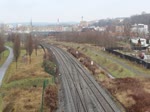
101;77;150;112
44;85;58;112
1;49;56;112
3;87;42;112
5;49;50;83
67;48;102;75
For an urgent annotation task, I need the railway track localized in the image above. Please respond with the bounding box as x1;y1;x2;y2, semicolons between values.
42;43;122;112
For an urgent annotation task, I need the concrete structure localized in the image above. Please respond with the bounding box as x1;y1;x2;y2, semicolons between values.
79;21;88;28
130;38;149;47
2;23;75;33
131;24;149;34
94;26;106;32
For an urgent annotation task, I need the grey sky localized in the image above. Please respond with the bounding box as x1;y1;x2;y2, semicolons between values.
0;0;150;23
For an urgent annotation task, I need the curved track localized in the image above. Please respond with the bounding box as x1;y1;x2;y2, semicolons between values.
42;43;121;112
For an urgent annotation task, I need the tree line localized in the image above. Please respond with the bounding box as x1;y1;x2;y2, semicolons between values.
10;33;39;69
0;33;5;60
54;31;118;48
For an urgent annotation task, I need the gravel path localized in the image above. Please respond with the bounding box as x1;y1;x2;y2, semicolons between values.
0;46;14;85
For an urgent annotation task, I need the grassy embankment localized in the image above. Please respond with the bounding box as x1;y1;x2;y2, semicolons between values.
51;39;150;77
0;43;10;111
0;42;13;67
0;48;54;112
48;39;150;112
48;40;136;78
0;50;9;67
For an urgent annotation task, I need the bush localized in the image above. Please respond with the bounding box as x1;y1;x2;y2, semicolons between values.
44;85;58;111
42;60;56;76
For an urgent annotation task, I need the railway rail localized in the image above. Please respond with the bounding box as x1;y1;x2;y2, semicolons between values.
41;43;122;112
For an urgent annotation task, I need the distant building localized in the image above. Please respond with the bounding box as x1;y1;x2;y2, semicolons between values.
79;21;89;28
8;24;14;29
17;24;22;28
62;26;73;32
131;24;149;34
130;38;149;47
81;27;95;32
94;26;106;32
115;26;124;33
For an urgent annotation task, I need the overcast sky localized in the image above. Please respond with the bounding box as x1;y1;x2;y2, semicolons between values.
0;0;150;23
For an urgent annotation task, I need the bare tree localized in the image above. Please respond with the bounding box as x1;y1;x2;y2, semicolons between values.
124;24;130;37
0;35;5;60
13;34;20;69
55;31;118;48
25;34;33;64
34;38;38;56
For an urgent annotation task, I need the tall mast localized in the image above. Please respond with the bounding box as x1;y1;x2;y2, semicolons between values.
30;19;33;33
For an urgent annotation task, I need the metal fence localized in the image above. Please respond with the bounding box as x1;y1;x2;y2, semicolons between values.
40;78;55;112
105;48;150;69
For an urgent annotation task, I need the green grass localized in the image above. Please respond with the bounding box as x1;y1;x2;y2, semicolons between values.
0;50;9;67
2;50;26;84
102;51;150;75
0;42;12;67
0;93;2;112
1;78;52;90
5;42;13;47
85;49;135;78
1;61;15;84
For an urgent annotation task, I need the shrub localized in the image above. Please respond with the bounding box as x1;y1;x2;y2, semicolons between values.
44;85;58;111
42;60;56;76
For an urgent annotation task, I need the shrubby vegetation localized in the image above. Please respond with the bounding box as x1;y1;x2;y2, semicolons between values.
0;34;5;60
54;31;118;48
42;60;56;76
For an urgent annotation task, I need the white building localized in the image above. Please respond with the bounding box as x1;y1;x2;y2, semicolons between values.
94;26;106;32
130;38;149;47
131;24;149;34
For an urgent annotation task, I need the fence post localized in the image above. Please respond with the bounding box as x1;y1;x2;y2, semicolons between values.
40;80;48;112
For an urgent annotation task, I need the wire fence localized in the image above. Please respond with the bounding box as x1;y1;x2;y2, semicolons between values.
40;77;55;112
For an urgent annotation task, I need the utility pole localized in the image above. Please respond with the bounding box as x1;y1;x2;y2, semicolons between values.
57;18;59;25
81;16;83;21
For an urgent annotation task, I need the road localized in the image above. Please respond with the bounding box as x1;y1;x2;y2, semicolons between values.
42;43;121;112
0;46;14;86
